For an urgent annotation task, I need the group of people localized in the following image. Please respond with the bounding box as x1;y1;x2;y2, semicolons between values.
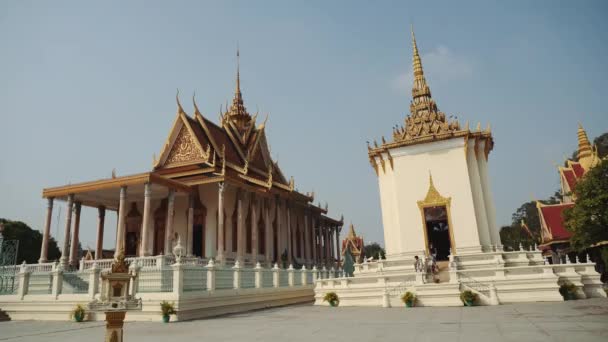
414;243;439;276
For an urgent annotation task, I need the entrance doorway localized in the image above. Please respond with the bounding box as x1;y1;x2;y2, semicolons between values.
192;224;204;257
423;206;452;261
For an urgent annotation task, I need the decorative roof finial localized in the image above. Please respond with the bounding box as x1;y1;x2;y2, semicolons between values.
411;24;424;78
236;44;241;95
193;92;202;116
176;89;185;115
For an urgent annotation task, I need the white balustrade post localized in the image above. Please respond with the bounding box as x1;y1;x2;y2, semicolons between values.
321;266;327;279
88;262;100;300
254;262;262;289
489;283;500;305
17;262;30;299
172;259;184;296
233;260;241;290
206;259;216;292
287;264;295;287
330;266;336;279
301;265;307;285
448;255;459;284
51;262;63;299
79;257;85;272
312;266;318;283
272;263;280;288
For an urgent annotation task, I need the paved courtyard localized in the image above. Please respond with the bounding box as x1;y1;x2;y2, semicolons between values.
1;299;607;342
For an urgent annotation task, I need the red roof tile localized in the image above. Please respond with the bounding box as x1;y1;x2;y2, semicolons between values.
571;162;586;178
562;169;577;191
539;203;574;242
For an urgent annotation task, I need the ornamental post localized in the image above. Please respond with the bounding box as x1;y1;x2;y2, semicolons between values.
272;263;280;288
287;264;294;287
39;197;54;263
206;259;216;292
217;183;226;265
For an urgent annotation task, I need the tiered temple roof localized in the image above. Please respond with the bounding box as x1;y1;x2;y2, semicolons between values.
367;27;493;172
537;124;602;248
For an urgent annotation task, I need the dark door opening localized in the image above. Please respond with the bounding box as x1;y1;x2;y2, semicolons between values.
424;206;451;261
192;224;204;257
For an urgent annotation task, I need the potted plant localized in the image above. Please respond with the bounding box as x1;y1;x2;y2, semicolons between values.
460;290;478;307
160;301;176;323
323;292;339;307
71;304;86;322
559;283;577;300
401;292;416;307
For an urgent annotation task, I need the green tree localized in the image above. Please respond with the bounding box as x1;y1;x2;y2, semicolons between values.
0;218;61;264
363;242;385;260
563;160;608;252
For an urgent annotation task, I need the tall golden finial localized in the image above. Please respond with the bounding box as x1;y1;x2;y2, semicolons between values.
577;123;592;160
236;44;241;95
411;24;424;78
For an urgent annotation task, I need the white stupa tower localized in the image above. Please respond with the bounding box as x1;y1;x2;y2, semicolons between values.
367;27;502;260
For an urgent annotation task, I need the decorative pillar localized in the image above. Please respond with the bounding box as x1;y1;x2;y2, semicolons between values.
186;193;194;257
164;189;175;255
264;199;272;266
96;206;106;260
325;225;331;267
38;197;54;263
275;198;283;263
335;225;341;268
217;182;226;264
60;194;74;268
69;202;82;267
236;189;244;263
286;202;293;265
251;193;258;262
115;186;128;258
139;183;152;257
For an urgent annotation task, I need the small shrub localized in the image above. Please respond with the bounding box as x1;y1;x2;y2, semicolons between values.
323;292;339;306
559;283;577;299
401;291;416;306
460;290;478;306
71;304;86;322
160;301;176;316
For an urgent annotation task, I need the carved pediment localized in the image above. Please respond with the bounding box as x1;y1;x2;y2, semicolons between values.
165;125;206;167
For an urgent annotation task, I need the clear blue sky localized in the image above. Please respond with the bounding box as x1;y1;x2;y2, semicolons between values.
1;1;607;251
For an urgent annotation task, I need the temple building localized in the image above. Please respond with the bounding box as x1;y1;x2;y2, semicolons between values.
341;224;364;264
314;27;605;307
537;125;603;263
367;27;500;259
37;52;344;270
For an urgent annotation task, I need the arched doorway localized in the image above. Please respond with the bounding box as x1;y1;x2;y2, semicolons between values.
417;174;456;260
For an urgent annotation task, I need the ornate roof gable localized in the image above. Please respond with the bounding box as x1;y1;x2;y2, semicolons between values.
155;95;210;169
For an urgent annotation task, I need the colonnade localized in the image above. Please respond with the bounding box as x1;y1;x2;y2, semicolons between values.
38;182;343;270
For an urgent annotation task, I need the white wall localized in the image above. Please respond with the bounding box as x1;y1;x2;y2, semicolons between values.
375;137;483;257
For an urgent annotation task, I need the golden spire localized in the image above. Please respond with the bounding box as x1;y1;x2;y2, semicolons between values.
577;123;592;160
347;223;357;239
224;46;251;131
577;123;600;170
411;25;424;78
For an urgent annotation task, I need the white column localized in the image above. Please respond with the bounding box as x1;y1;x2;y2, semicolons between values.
186;193;194;257
217;182;226;264
95;206;105;260
69;202;82;267
286;202;293;265
466;142;491;249
264;199;272;266
477;139;502;249
164;189;175;255
115;186;128;258
236;189;244;263
140;183;152;257
38;197;54;263
60;194;74;268
251;194;258;262
329;226;335;268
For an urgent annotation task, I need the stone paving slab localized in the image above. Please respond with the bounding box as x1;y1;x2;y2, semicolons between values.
1;299;607;342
